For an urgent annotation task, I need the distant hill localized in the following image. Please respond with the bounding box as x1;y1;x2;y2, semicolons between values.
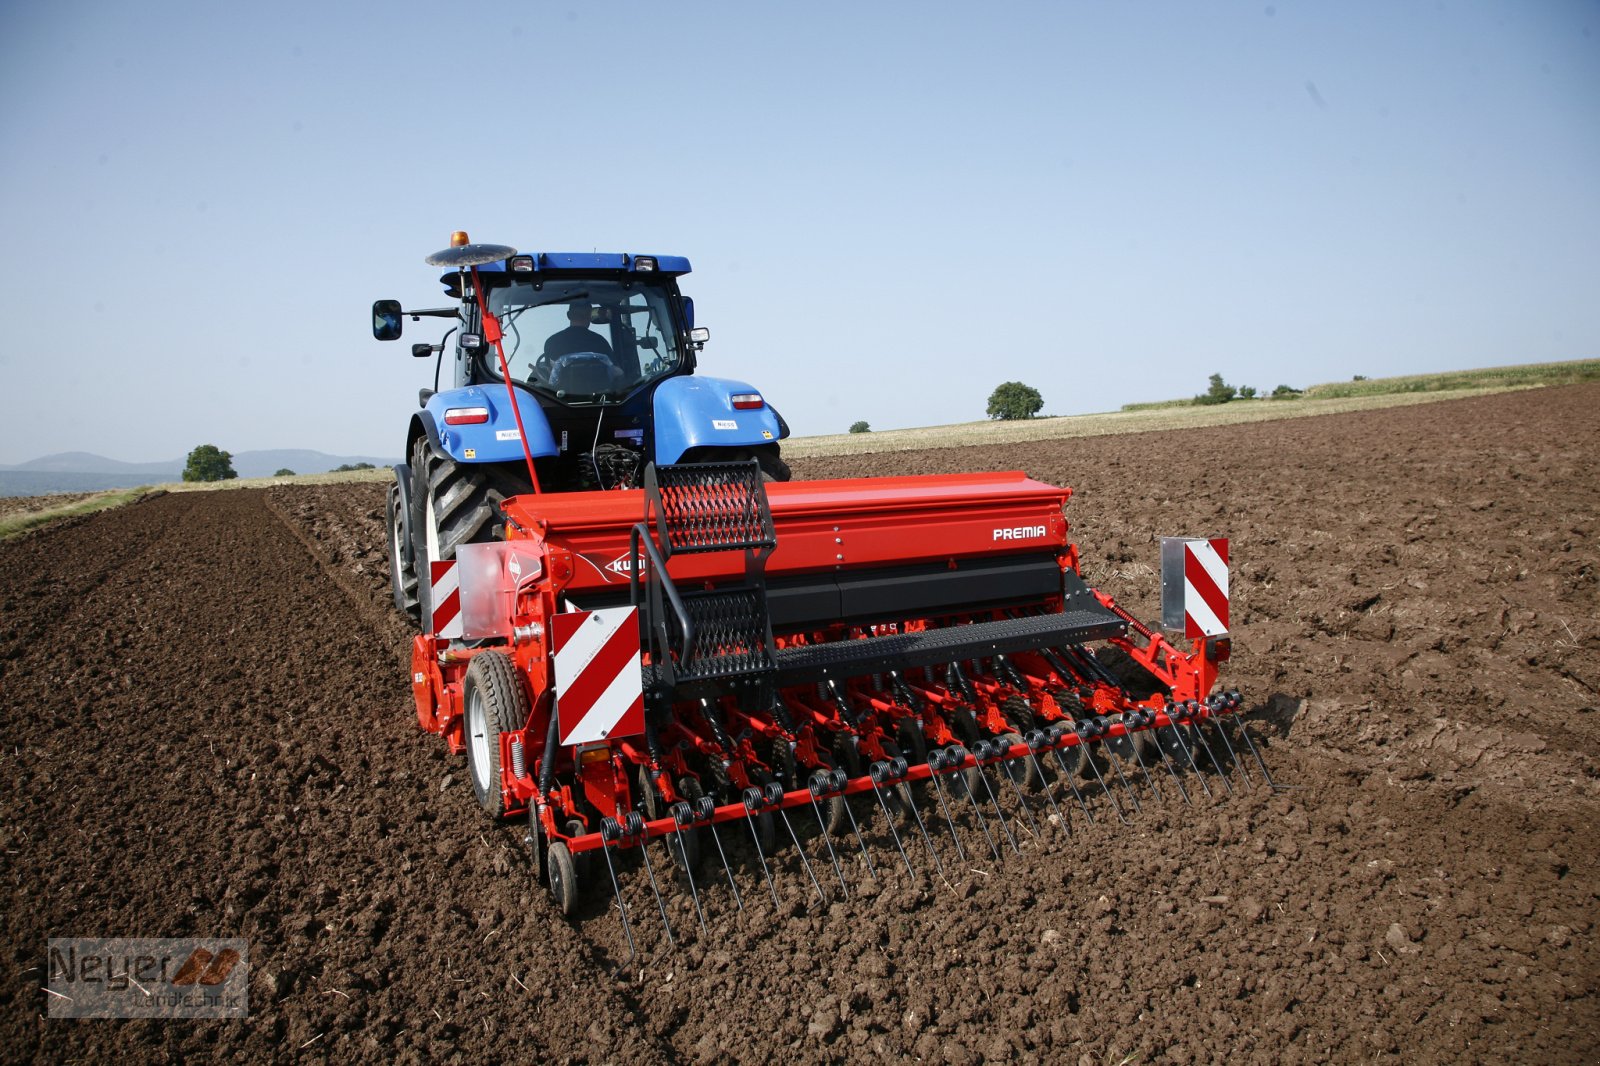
0;449;401;497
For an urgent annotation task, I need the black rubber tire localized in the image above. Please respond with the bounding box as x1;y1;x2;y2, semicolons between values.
386;480;420;623
411;436;533;632
462;651;529;818
527;807;547;885
754;447;791;483
548;842;579;916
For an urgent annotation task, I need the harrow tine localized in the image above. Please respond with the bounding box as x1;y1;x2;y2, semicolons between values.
1165;715;1215;800
1208;710;1252;790
995;750;1043;842
598;820;640;976
1123;715;1165;802
701;804;744;914
926;751;970;865
1049;745;1096;825
1080;740;1128;825
868;763;918;880
626;814;675;948
1105;746;1143;814
771;777;832;902
668;805;708;936
742;788;781;909
901;781;949;885
1190;709;1235;797
1152;727;1193;805
1232;714;1281;789
1022;735;1070;839
950;747;1002;862
971;742;1022;855
807;782;849;899
838;782;881;884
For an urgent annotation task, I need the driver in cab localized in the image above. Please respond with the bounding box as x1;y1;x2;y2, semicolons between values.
544;302;613;359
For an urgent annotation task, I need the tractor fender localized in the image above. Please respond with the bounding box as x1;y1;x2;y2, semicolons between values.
390;463;414;566
651;376;785;465
413;385;560;464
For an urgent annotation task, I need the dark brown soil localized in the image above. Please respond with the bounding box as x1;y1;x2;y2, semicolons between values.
1;385;1595;1063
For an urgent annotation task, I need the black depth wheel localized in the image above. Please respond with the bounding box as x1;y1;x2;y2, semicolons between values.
547;842;579;916
462;652;528;818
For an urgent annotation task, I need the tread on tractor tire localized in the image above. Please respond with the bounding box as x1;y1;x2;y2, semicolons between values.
411;437;533;632
387;479;420;623
462;651;529;819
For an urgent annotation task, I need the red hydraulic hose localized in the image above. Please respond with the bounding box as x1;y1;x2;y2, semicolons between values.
470;263;543;494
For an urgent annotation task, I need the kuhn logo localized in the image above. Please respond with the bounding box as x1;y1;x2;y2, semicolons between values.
993;525;1047;541
605;554;646;575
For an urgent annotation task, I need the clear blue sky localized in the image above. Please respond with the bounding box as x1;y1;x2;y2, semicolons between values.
1;0;1595;464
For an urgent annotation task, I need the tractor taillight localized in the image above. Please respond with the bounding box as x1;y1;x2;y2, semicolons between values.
731;393;763;410
444;407;490;425
451;231;469;247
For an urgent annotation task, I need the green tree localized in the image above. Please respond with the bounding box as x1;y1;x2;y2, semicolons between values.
986;381;1044;421
1194;373;1238;406
274;468;296;477
849;421;871;434
1238;385;1257;400
333;462;376;472
182;444;237;483
1271;384;1302;398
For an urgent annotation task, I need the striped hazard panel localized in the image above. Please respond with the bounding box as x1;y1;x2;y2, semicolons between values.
553;606;645;746
1182;538;1229;639
430;561;463;639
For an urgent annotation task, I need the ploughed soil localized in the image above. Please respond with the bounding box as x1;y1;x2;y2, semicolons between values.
1;384;1595;1064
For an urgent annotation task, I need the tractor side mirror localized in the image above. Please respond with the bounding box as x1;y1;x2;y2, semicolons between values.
411;343;434;358
682;296;695;329
373;299;403;341
637;336;659;350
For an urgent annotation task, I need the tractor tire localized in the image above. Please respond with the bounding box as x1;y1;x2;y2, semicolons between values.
411;437;533;632
462;651;529;819
547;842;579;916
754;448;791;483
386;480;420;623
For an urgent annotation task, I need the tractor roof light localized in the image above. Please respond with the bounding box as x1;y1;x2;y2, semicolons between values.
731;392;764;410
459;332;483;351
633;255;657;272
451;230;470;247
444;406;490;425
509;255;535;272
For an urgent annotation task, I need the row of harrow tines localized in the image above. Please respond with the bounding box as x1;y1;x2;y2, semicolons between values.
575;671;1277;974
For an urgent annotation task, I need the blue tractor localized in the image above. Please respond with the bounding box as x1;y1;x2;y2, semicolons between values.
373;236;791;626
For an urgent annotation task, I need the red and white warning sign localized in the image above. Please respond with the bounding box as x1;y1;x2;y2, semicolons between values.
1161;537;1229;639
430;560;463;639
552;606;645;745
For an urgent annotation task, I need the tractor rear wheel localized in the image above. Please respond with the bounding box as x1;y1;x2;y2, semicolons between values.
411;437;533;632
386;480;419;623
462;652;529;819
